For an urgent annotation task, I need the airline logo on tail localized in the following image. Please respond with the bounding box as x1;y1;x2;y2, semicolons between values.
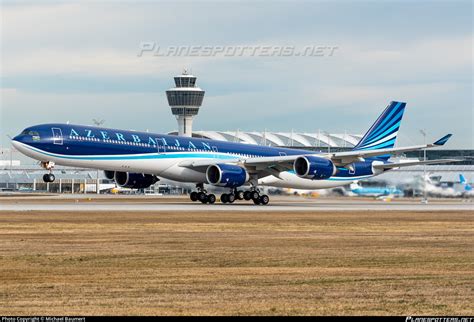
353;101;406;153
460;174;472;191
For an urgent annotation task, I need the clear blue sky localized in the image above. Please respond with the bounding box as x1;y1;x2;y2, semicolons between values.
1;0;472;148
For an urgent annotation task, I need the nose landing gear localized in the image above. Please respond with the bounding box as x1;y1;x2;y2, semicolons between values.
41;161;56;183
43;173;56;183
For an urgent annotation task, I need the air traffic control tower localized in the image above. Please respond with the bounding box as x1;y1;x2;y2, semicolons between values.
166;70;205;137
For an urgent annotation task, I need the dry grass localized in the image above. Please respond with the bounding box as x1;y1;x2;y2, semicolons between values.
0;210;472;315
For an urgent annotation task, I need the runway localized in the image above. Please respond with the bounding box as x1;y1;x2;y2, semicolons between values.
1;195;472;212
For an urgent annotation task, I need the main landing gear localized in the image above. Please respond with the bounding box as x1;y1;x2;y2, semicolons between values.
41;161;56;183
189;184;269;206
189;183;216;204
240;188;269;205
221;188;269;205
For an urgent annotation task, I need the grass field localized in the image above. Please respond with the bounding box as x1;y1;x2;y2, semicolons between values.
0;210;472;315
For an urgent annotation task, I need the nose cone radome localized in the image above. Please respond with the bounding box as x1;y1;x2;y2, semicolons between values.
11;136;24;150
12;134;23;143
11;134;30;153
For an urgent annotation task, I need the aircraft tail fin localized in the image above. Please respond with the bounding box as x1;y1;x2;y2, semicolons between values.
353;101;407;160
460;174;472;191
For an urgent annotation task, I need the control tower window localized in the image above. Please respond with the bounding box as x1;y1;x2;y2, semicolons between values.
181;78;190;87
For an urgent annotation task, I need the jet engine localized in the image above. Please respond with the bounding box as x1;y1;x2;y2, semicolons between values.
206;164;249;188
114;172;159;189
293;156;337;180
104;170;115;180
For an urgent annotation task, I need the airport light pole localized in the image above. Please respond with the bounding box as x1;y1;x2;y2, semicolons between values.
10;144;13;177
5;134;13;179
420;129;428;204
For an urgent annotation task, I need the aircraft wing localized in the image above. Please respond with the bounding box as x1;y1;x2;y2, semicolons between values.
243;134;455;170
372;159;462;170
178;156;295;179
328;134;453;166
178;134;454;178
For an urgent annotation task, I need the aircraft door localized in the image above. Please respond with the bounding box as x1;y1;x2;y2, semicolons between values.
156;138;166;153
52;128;63;145
212;146;218;158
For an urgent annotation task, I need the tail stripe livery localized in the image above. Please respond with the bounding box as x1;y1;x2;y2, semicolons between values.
353;101;406;152
363;108;405;145
460;174;472;191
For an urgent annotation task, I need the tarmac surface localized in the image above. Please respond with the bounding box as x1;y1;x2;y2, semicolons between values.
1;194;472;212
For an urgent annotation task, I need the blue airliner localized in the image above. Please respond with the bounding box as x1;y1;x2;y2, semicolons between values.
12;101;457;205
349;182;404;198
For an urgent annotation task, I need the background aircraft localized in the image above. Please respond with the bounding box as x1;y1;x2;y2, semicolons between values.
349;182;404;198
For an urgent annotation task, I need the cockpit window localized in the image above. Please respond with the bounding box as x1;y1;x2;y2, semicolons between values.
21;129;40;140
21;129;39;136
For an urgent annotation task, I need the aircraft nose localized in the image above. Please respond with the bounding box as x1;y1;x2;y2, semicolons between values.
11;137;23;149
12;134;24;144
11;134;27;150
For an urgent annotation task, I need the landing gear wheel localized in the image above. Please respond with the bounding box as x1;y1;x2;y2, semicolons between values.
253;197;261;205
259;194;269;205
190;191;198;202
244;191;252;201
43;173;55;183
251;191;260;201
207;194;216;204
198;192;207;202
221;193;228;203
236;190;244;200
227;194;235;203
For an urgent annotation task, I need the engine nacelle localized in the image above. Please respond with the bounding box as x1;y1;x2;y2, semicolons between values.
206;164;249;188
104;170;115;180
114;172;159;189
293;156;337;180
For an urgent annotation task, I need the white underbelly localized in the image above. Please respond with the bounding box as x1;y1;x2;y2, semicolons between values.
259;171;354;189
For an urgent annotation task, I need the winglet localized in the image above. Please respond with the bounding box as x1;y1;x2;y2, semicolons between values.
433;134;452;146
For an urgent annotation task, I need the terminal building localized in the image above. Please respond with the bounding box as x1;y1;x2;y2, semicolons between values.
169;130;362;150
